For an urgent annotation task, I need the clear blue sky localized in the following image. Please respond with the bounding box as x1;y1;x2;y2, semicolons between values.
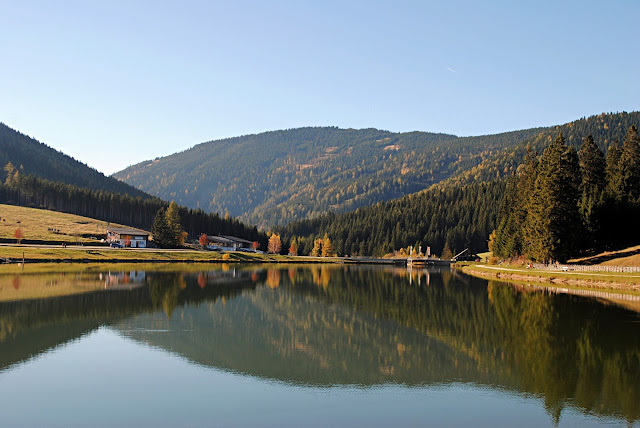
1;0;639;175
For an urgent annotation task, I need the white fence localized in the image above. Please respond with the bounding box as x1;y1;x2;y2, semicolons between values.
532;263;640;274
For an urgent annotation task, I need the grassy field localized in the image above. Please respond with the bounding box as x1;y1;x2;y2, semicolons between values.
0;244;343;274
0;204;132;243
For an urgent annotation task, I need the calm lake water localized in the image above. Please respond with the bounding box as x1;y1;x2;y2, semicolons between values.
1;264;639;427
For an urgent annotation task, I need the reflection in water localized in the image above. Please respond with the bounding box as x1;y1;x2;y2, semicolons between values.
1;264;640;425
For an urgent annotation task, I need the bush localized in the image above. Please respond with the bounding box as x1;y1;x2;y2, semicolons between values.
488;256;499;265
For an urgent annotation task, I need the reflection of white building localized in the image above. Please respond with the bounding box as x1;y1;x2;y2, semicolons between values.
102;271;147;289
106;227;149;248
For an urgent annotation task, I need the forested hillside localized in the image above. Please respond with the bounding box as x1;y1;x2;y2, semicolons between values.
276;112;640;257
450;112;640;186
278;180;504;257
0;123;148;198
0;170;265;246
115;126;543;226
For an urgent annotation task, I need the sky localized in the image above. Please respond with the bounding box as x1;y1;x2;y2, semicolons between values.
1;0;639;175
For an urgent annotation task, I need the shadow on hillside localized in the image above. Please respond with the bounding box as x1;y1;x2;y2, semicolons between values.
570;246;640;265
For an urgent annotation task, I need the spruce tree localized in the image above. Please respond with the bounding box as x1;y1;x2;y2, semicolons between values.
152;207;172;247
527;133;581;262
605;141;623;199
166;201;183;246
578;135;606;245
579;135;606;195
620;125;640;201
517;145;539;257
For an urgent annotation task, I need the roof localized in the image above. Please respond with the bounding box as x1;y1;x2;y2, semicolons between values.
207;235;253;245
221;235;253;244
107;227;150;237
207;236;236;245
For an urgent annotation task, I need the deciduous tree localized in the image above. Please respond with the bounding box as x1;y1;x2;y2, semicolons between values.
13;227;24;244
322;233;334;257
267;233;282;254
199;233;210;247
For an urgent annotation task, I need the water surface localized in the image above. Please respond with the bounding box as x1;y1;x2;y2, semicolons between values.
1;264;639;427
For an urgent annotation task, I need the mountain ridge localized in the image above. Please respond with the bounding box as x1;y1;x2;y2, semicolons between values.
0;122;150;199
114;125;546;226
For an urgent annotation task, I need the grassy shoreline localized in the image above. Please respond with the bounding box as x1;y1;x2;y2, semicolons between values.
460;263;640;294
0;245;353;274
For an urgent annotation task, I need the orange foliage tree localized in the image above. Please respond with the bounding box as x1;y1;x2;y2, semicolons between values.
14;227;24;244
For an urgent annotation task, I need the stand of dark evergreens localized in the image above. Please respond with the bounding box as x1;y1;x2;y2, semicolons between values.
0;168;266;246
277;180;505;257
492;126;640;262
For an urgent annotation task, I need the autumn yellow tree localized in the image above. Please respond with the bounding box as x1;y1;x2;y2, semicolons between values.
267;233;282;254
310;238;323;257
322;233;334;257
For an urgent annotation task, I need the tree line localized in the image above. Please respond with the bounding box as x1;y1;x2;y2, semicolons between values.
492;125;640;262
0;122;148;198
277;180;504;257
1;164;266;246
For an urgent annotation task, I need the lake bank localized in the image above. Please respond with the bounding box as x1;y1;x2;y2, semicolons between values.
0;245;386;272
461;263;640;293
461;263;640;313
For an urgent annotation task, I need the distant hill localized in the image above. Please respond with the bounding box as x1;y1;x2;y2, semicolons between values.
114;126;545;227
0;123;149;198
277;112;640;256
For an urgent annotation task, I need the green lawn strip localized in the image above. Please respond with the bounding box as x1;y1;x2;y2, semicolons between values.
0;246;343;270
461;264;640;295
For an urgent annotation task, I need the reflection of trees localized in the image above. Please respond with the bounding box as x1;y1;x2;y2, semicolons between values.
265;269;281;289
0;268;257;372
148;274;181;318
270;266;640;423
488;282;640;423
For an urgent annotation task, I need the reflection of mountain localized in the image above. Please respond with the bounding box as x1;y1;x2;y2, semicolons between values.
0;287;151;371
0;269;256;372
117;266;640;423
2;265;640;424
118;286;500;387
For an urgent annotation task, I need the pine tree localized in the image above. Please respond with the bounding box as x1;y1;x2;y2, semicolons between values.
494;145;538;258
526;133;581;262
518;145;539;257
579;135;606;195
152;207;172;247
166;201;183;246
578;135;606;245
605;141;623;199
441;241;453;260
620;125;640;201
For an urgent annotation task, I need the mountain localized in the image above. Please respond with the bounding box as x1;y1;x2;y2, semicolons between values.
0;122;149;198
114;126;545;227
277;112;640;256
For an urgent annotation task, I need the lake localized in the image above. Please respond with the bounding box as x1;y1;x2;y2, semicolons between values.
1;264;639;427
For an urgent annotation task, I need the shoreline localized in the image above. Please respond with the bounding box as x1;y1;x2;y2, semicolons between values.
461;264;640;292
461;264;640;313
